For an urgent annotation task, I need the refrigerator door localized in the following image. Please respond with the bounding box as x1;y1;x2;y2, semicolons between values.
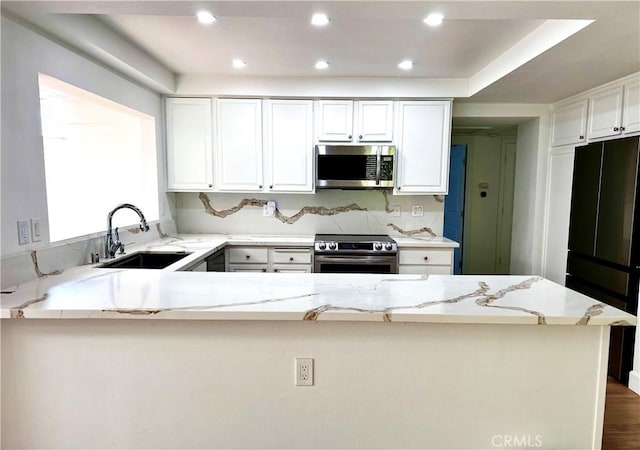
594;137;640;267
568;142;602;257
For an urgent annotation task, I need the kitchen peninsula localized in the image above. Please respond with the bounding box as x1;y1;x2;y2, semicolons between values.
1;236;635;450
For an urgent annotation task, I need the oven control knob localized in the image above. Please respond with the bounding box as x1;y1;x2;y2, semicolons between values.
328;242;337;250
374;242;383;251
384;243;393;251
317;242;327;250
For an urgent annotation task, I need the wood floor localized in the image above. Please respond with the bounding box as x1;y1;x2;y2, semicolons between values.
602;377;640;449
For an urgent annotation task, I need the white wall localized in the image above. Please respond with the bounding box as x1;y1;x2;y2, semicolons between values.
0;15;175;288
510;119;541;274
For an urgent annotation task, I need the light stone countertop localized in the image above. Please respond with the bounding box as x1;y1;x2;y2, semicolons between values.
1;234;633;325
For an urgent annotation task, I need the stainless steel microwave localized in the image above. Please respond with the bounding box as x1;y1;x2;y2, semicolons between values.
315;145;396;189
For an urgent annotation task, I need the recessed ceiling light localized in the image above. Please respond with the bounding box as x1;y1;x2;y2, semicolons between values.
398;60;413;70
311;13;330;26
315;60;329;70
197;11;217;25
423;13;444;26
232;59;247;69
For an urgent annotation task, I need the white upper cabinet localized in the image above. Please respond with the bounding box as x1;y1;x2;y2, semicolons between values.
264;99;314;193
395;101;452;194
316;100;353;141
550;100;588;147
316;100;393;142
587;86;624;140
165;98;213;191
215;99;263;191
356;101;394;141
622;79;640;134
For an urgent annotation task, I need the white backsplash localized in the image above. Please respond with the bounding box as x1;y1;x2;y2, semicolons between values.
176;190;444;237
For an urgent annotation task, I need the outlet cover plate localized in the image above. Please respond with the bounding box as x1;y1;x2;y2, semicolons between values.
411;205;424;217
295;358;314;386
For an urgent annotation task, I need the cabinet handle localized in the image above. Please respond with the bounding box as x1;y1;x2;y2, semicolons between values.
274;269;278;272
246;255;250;259
579;135;584;140
208;184;213;188
621;126;626;131
262;268;266;272
348;135;352;140
397;186;401;191
259;185;263;189
423;256;429;261
614;127;620;132
269;185;273;189
289;257;294;261
359;135;363;139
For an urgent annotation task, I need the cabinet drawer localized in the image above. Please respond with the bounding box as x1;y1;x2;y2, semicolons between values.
273;264;311;273
228;247;269;264
227;264;268;273
272;248;312;264
399;265;452;275
399;249;453;266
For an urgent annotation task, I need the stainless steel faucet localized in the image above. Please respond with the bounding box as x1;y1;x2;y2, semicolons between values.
105;204;150;258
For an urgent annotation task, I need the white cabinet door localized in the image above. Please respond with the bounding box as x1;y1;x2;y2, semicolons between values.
622;79;640;134
216;99;263;191
550;100;588;147
265;100;314;192
165;98;213;191
356;101;394;142
587;86;624;140
395;101;452;194
317;100;353;141
542;148;575;285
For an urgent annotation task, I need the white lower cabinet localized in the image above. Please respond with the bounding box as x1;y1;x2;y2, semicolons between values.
398;248;454;275
226;246;312;272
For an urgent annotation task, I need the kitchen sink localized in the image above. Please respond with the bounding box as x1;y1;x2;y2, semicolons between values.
98;251;192;269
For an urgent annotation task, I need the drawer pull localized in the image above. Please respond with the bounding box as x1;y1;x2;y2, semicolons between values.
289;257;294;261
245;255;250;259
424;256;429;261
262;268;266;272
274;269;278;272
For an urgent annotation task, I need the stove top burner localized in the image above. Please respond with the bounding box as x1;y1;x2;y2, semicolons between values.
314;234;397;254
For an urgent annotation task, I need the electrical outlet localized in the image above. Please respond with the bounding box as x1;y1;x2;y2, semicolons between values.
31;218;42;242
295;358;314;386
263;200;276;217
392;205;401;217
411;205;424;217
17;220;30;245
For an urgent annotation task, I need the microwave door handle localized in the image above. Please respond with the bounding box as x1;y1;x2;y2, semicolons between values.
375;147;381;185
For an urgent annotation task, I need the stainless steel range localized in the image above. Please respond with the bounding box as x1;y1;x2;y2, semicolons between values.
313;234;398;274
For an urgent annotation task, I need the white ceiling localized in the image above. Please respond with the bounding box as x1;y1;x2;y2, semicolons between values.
3;1;640;103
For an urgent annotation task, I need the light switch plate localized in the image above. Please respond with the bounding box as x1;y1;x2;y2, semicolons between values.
31;218;42;242
392;205;401;217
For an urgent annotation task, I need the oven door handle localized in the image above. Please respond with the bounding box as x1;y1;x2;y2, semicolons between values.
375;146;381;186
315;256;397;264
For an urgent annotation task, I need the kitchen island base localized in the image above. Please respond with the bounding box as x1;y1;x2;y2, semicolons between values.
2;319;609;449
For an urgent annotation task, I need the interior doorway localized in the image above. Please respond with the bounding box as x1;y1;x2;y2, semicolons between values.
448;120;518;275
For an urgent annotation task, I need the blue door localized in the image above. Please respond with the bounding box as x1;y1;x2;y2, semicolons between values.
444;145;467;274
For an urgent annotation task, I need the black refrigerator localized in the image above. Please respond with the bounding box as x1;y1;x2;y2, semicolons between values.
566;136;639;384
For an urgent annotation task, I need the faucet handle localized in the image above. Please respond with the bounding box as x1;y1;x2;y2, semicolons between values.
119;243;125;254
